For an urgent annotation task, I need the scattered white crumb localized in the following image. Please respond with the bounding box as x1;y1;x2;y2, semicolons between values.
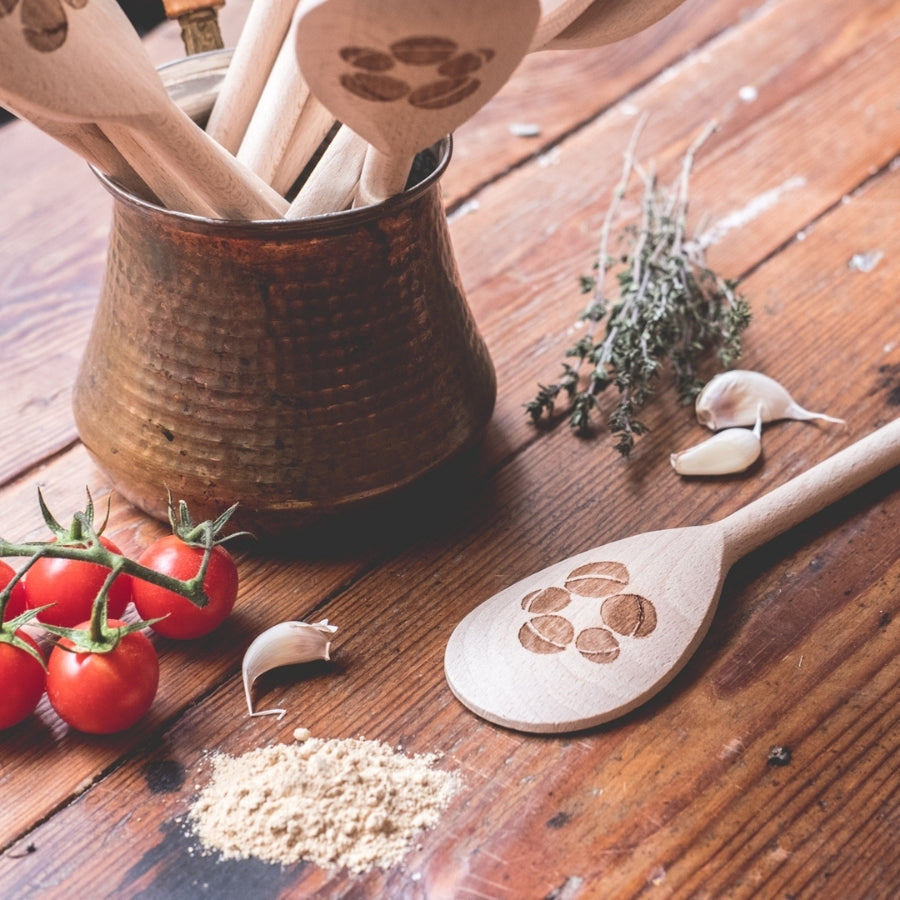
509;122;541;138
848;250;884;272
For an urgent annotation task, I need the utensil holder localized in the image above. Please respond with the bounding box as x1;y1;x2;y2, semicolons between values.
72;51;496;536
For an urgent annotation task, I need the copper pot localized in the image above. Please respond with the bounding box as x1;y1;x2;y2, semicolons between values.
72;52;496;535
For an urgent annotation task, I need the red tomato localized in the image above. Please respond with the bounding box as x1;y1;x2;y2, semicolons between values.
0;630;46;729
132;536;238;639
24;536;132;628
0;559;27;621
46;620;159;734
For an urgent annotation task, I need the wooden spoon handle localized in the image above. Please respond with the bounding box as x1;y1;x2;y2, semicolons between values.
205;0;299;154
719;418;900;564
162;0;225;56
530;0;595;50
356;145;413;207
271;95;335;196
237;17;310;184
22;115;153;200
105;104;289;219
286;125;366;217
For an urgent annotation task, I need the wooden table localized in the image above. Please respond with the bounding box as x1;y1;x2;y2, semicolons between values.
1;0;898;896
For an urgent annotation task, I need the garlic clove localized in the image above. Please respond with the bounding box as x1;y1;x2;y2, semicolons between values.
671;412;762;476
242;619;338;718
695;370;845;431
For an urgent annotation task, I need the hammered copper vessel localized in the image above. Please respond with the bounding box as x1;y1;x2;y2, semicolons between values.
72;53;496;535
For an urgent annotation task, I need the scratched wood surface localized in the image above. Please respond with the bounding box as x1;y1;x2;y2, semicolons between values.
0;0;898;897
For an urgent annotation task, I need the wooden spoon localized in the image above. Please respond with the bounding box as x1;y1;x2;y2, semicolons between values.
285;123;367;217
237;2;311;184
445;418;900;734
8;111;152;199
295;0;541;205
529;0;596;51
205;0;298;154
541;0;689;51
0;0;287;219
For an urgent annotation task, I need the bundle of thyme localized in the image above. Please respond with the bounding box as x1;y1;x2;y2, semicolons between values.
526;119;751;456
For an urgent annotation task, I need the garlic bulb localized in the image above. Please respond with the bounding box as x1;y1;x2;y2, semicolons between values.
671;411;762;476
695;370;845;431
242;619;338;718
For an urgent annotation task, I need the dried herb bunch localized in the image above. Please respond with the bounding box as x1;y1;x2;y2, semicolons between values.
527;119;751;455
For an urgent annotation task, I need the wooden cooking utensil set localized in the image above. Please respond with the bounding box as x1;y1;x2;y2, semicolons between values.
0;0;687;219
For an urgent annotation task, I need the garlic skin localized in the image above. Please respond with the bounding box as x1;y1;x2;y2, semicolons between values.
695;370;845;431
671;414;762;476
242;619;338;718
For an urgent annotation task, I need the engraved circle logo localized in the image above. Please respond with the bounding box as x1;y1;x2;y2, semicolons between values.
337;35;495;110
518;561;658;664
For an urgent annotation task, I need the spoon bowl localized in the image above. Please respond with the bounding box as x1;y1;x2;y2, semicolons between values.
542;0;689;51
295;0;540;203
445;418;900;733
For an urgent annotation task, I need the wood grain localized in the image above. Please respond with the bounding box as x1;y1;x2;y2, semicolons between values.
0;0;898;896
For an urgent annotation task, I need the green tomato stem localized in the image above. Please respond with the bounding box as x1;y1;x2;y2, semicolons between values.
0;537;211;608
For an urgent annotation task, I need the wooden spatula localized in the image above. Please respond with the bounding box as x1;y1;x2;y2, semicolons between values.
445;418;900;734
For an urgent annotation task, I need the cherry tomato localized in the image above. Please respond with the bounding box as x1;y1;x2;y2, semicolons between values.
0;630;46;729
132;536;238;639
0;560;27;622
23;536;132;628
46;620;159;734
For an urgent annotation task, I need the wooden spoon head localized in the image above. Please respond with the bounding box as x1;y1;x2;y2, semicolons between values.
0;0;161;123
542;0;688;50
444;524;728;733
295;0;541;156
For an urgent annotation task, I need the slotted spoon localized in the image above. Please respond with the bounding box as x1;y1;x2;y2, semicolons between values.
445;418;900;733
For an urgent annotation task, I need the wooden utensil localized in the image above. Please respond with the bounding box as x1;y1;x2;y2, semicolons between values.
236;2;311;183
295;0;541;205
205;0;298;154
529;0;596;50
445;418;900;734
0;0;288;219
285;123;366;216
541;0;689;50
13;112;152;199
271;94;336;196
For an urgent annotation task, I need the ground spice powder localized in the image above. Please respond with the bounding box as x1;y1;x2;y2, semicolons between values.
187;736;462;873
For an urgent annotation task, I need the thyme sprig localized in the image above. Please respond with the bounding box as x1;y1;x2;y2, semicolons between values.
526;118;751;455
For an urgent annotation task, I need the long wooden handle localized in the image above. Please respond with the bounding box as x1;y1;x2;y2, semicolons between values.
105;102;288;219
205;0;298;154
286;124;365;217
529;0;595;50
719;418;900;563
356;145;413;207
236;16;309;184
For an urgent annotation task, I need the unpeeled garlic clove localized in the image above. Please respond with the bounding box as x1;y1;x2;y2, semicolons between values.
695;370;845;431
242;619;338;718
671;411;762;476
